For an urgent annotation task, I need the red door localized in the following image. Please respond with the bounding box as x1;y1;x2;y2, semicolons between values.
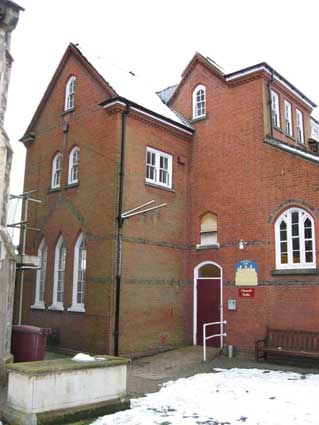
197;279;221;347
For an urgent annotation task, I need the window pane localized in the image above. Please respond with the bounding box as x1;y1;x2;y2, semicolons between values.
280;242;287;253
305;227;312;239
292;224;299;236
306;252;313;263
292;238;300;250
291;212;299;223
281;253;288;264
305;240;313;251
292;251;300;263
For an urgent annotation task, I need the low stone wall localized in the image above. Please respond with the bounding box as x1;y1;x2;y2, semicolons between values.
2;355;130;425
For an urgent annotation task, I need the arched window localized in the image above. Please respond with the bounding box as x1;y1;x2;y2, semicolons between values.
199;213;218;246
49;235;66;310
64;75;76;111
51;153;62;189
275;208;316;269
31;238;47;309
193;84;206;119
68;147;80;184
68;233;86;312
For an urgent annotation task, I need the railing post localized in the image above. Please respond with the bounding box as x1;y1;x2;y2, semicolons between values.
203;324;206;362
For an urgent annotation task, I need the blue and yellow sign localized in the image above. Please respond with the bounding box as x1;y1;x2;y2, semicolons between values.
235;260;258;286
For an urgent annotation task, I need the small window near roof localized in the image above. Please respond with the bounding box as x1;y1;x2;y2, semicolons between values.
284;100;292;137
193;85;206;119
146;147;172;189
271;90;280;128
296;109;304;144
64;76;76;111
200;213;218;246
68;147;80;184
51;153;62;189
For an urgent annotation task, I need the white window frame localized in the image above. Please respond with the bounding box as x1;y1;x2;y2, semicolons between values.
271;90;280;128
64;76;76;111
49;235;66;311
31;238;47;309
296;109;304;144
68;147;80;184
284;100;292;137
275;208;316;270
146;147;173;189
68;233;86;313
192;85;206;119
51;153;62;189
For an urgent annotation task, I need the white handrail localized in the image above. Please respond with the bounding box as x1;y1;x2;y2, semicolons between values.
203;320;227;362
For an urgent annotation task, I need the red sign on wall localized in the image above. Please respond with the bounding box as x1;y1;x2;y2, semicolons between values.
238;288;255;298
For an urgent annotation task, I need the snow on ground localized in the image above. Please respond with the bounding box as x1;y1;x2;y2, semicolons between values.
92;368;319;425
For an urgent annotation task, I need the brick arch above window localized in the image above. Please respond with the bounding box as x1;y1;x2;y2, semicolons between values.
268;199;316;224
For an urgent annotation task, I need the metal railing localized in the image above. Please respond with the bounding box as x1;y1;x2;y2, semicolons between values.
203;320;227;362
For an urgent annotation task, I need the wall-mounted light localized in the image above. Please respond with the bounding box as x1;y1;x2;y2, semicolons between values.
239;239;247;250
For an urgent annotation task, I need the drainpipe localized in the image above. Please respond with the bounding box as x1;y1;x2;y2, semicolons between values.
114;105;128;357
267;70;274;137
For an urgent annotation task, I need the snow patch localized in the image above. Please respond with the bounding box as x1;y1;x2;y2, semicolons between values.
91;368;319;425
72;353;96;362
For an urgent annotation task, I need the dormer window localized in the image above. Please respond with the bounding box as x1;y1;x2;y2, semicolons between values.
51;153;62;189
68;147;80;184
64;76;76;111
193;85;206;119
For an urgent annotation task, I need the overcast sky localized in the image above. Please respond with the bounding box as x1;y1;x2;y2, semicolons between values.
5;0;319;197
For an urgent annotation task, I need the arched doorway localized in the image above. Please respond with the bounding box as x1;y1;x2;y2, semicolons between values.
193;261;223;347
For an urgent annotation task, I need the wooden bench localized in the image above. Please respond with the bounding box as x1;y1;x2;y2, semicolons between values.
255;327;319;362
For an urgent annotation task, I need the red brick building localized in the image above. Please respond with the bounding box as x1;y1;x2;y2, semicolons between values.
17;43;319;356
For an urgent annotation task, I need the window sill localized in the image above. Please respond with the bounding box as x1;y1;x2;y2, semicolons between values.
48;187;61;194
271;268;319;276
145;181;175;192
61;107;75;116
273;125;283;133
285;133;295;142
65;182;79;190
191;114;207;123
67;305;85;313
30;303;45;310
196;243;220;250
48;304;64;311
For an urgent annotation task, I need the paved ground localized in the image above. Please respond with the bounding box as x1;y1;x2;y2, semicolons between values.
126;345;319;398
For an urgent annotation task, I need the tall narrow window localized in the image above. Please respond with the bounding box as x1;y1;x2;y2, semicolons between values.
271;90;280;128
199;213;218;246
296;109;304;144
68;147;80;184
284;100;292;136
68;233;86;312
51;153;62;189
275;208;315;269
192;85;206;119
64;76;76;111
146;147;172;189
31;238;47;309
49;235;66;310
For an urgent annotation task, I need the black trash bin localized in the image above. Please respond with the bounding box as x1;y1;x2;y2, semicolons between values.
11;325;52;362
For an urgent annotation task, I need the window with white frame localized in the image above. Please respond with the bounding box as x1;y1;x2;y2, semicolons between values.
284;100;292;136
146;147;172;188
49;235;66;310
192;85;206;119
68;233;86;312
51;153;62;189
68;147;80;184
31;238;47;309
296;109;304;144
64;76;76;111
275;208;315;269
199;213;218;246
271;90;280;128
